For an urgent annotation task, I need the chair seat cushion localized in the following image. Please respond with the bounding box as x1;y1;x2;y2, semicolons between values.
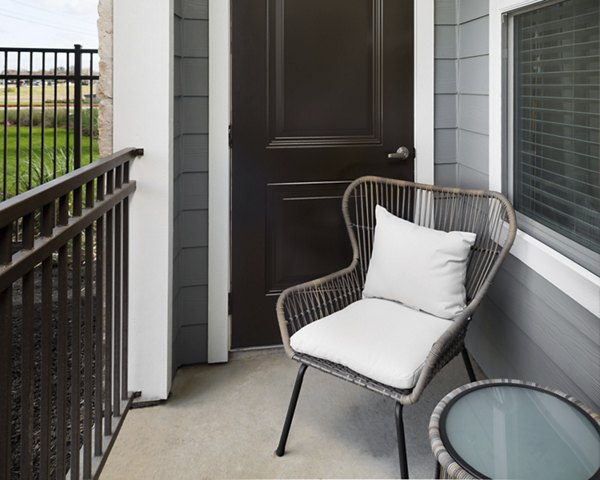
289;298;452;390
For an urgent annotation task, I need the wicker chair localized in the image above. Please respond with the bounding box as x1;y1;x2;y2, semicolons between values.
274;176;517;478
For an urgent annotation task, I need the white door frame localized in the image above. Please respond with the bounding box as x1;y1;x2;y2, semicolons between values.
208;0;435;362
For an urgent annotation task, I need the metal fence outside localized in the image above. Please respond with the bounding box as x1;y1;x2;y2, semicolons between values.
1;45;99;202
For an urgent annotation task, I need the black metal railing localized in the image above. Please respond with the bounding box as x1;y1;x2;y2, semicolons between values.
0;147;143;479
1;45;99;201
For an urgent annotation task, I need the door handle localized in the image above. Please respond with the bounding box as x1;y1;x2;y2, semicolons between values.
388;146;410;160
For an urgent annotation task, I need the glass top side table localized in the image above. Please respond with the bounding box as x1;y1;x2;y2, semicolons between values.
429;379;600;480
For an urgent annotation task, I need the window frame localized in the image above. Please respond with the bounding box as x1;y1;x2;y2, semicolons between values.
505;0;600;277
489;0;600;318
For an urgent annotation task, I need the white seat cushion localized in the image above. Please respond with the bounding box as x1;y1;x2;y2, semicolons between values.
289;298;452;390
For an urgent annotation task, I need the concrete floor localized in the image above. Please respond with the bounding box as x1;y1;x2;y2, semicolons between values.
101;349;479;479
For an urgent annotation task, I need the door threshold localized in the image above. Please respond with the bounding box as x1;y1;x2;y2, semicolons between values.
230;344;284;353
228;345;285;362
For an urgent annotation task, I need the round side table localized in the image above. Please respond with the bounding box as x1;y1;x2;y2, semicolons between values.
429;379;600;479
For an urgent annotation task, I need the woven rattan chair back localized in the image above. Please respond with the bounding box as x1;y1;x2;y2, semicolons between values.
343;176;517;312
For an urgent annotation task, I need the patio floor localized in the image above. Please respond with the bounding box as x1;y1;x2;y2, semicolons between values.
101;348;481;479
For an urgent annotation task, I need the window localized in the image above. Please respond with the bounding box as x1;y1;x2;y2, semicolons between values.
508;0;599;275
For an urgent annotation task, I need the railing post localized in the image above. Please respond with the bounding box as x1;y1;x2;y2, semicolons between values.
74;44;83;170
0;225;12;479
15;51;21;196
20;213;35;478
27;53;33;190
2;50;7;201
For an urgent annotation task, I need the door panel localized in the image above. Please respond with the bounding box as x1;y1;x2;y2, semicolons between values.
269;0;380;144
232;0;414;348
266;182;353;293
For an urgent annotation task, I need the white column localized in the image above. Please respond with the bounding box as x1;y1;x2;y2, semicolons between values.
113;0;174;400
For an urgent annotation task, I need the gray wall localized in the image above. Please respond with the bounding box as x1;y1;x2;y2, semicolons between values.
455;0;489;189
173;0;209;373
434;0;459;186
434;0;600;410
434;0;489;190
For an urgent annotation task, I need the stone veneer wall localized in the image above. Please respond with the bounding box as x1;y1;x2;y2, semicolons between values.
97;0;113;157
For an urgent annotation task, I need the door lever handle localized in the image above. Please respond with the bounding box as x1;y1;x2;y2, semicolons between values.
388;146;410;160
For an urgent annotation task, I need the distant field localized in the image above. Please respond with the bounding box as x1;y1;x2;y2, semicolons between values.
0;126;99;198
0;84;98;107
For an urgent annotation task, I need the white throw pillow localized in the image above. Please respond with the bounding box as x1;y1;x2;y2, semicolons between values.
362;205;476;319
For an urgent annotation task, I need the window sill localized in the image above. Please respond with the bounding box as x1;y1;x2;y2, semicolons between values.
501;223;600;317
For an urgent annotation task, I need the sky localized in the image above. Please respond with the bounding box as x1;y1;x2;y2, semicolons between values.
0;0;99;49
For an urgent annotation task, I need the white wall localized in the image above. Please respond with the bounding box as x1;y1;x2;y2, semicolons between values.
113;0;174;400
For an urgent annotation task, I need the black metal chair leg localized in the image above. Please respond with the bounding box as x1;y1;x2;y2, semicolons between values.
395;402;409;479
461;348;477;382
434;460;441;479
275;363;308;457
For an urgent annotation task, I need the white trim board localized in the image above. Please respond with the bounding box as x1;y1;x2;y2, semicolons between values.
208;0;231;363
208;0;436;362
489;0;600;318
414;0;435;185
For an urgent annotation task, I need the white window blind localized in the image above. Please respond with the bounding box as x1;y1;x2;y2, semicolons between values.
513;0;599;266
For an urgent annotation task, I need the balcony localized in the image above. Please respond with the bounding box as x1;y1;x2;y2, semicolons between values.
2;0;599;477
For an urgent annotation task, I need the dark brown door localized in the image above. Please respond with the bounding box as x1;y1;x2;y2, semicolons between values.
232;0;414;348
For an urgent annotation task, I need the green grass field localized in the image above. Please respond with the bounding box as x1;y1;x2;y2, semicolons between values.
0;126;99;199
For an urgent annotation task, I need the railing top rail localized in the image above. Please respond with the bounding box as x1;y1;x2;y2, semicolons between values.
0;148;143;229
0;47;98;54
0;181;135;291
